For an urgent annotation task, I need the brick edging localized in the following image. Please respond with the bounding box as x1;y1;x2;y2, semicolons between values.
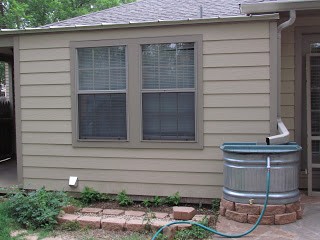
219;198;302;225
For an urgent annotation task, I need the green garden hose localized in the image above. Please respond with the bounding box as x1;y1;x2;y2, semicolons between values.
152;157;271;239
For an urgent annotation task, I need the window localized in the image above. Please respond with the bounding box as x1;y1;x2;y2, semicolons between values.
71;35;203;148
141;43;196;141
77;46;127;140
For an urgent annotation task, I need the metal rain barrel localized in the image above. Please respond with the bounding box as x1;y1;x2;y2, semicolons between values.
220;142;302;205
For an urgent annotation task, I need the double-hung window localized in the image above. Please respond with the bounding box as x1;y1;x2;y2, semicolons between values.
141;43;196;141
76;46;127;140
72;36;202;148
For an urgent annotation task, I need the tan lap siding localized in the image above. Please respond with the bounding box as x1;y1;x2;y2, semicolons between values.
19;21;271;199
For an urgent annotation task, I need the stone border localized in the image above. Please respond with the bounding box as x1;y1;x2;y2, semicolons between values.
58;206;211;233
219;198;303;225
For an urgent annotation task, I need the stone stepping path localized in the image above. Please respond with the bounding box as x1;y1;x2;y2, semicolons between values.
58;206;212;233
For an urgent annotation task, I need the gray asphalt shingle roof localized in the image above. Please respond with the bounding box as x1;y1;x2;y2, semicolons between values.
43;0;243;28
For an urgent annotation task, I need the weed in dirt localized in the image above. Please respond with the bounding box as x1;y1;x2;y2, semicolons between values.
117;190;133;206
212;198;221;212
142;199;152;208
174;216;211;240
81;186;110;205
165;192;181;206
143;209;156;232
152;196;165;207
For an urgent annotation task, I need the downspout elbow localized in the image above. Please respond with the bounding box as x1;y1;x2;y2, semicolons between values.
266;118;290;145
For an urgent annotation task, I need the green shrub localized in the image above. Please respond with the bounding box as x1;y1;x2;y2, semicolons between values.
116;190;133;206
7;187;69;230
165;192;181;206
80;186;109;205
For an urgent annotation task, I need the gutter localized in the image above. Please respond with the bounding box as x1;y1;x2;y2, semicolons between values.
0;14;279;36
241;0;320;14
266;10;296;145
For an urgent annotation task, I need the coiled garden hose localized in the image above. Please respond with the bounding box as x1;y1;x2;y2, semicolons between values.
152;157;271;239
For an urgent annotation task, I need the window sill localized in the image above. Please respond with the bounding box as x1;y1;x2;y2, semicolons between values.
72;138;203;149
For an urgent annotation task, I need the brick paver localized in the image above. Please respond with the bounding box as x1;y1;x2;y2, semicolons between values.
77;216;101;228
101;218;126;231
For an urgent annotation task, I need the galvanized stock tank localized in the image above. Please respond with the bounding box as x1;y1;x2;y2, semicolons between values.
220;142;302;205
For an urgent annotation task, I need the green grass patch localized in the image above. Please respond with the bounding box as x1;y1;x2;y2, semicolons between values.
0;200;21;240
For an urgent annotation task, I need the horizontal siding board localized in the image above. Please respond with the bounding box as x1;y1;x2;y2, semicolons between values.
281;69;294;81
23;167;223;185
281;43;294;57
20;72;71;85
204;80;269;94
281;106;294;118
22;144;222;159
281;56;294;69
203;22;269;40
22;133;72;144
23;156;223;173
281;93;294;106
204;133;268;147
281;81;294;94
21;97;71;109
203;39;269;54
204;66;270;81
21;85;71;97
21;109;71;121
21;132;269;147
282;117;294;130
20;60;70;73
281;30;294;44
20;48;70;61
204;121;270;134
23;179;223;198
204;53;269;68
22;121;72;133
204;94;270;107
204;107;269;121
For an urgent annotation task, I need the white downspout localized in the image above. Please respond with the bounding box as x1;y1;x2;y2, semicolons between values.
267;10;296;145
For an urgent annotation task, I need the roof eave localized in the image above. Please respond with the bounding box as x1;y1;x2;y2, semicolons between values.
241;0;320;14
0;14;279;36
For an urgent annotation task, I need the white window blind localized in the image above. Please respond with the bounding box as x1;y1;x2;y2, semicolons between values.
141;42;195;141
77;46;127;140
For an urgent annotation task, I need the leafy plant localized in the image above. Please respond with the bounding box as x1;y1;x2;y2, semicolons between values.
165;192;181;206
212;198;221;212
174;216;210;240
152;196;165;207
116;190;133;206
142;199;152;208
6;187;70;230
80;186;109;205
